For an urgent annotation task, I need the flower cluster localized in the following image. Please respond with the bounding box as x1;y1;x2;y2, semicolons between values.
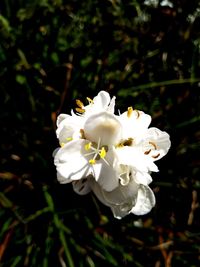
53;91;171;219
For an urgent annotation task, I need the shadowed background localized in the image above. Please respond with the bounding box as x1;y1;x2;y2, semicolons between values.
0;0;200;266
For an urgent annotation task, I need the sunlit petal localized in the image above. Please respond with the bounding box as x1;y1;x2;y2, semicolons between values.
131;185;156;215
143;127;171;161
84;112;122;145
54;140;91;181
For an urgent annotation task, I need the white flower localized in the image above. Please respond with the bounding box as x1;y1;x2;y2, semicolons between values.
53;90;171;218
72;171;156;219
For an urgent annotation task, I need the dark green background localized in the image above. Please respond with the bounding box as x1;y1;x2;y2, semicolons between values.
0;0;200;266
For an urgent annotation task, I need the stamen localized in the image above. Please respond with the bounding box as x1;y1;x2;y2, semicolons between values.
123;138;133;146
84;139;109;165
76;99;84;108
75;107;85;113
144;149;151;155
86;97;94;104
100;147;107;159
66;137;73;141
116;143;124;148
149;141;157;150
135;109;140;119
127;107;133;118
89;159;96;165
80;129;86;139
152;153;160;159
84;142;92;151
60;142;65;147
116;138;133;148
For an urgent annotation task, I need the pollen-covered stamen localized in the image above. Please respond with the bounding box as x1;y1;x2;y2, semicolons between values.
149;141;157;150
152;153;160;159
144;141;160;159
84;142;92;151
84;139;109;165
89;159;96;165
86;97;94;104
123;138;133;146
144;149;151;155
60;142;65;147
76;99;84;108
116;138;133;148
99;147;107;159
127;107;133;118
66;137;73;141
60;137;73;147
75;107;85;113
80;129;86;139
135;109;140;119
75;99;85;113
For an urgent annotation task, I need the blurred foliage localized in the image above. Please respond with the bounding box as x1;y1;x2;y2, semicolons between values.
0;0;200;266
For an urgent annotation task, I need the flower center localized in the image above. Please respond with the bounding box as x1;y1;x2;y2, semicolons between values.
84;139;109;165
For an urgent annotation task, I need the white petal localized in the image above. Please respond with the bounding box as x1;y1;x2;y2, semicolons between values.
90;179;139;219
52;147;59;158
119;110;151;142
131;185;156;215
57;125;75;144
84;112;122;145
93;91;115;113
54;140;91;182
107;96;116;113
116;146;159;173
56;114;70;127
56;114;84;143
92;161;119;191
110;205;132;219
102;179;139;204
72;178;91;195
135;171;153;185
143;127;171;161
83;91;112;115
92;147;119;191
93;91;111;109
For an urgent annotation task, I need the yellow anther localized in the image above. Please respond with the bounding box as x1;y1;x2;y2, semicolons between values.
66;137;73;141
123;138;133;146
76;99;84;108
116;143;124;148
100;147;107;159
116;138;133;148
89;159;96;165
86;97;94;104
75;107;85;113
127;107;133;118
84;142;92;151
60;142;65;147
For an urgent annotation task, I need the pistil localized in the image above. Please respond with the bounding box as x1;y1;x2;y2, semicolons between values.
84;139;109;165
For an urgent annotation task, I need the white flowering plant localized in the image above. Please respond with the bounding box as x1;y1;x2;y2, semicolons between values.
53;91;171;219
